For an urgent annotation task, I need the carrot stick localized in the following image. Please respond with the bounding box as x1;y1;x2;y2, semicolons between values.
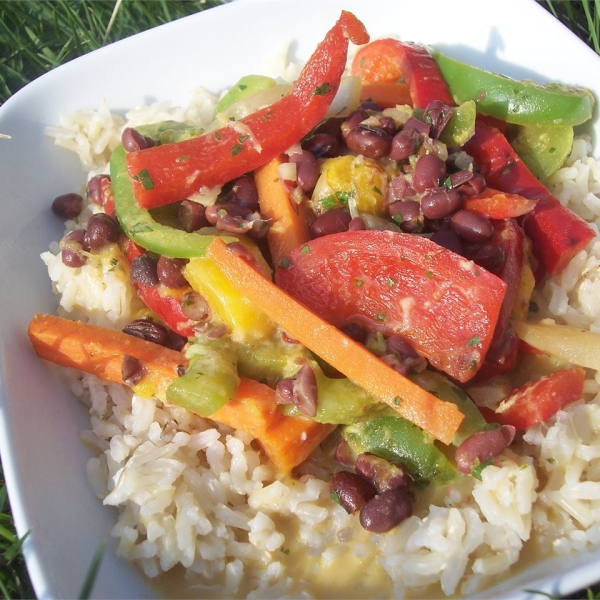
28;314;185;399
206;238;464;445
359;81;412;108
255;155;310;268
213;378;335;473
28;314;333;472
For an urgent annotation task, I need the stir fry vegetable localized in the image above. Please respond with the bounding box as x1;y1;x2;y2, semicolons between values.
33;12;600;540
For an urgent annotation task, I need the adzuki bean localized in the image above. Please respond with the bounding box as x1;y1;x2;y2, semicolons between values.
51;193;83;219
84;213;121;249
156;256;188;288
450;210;494;243
359;487;412;533
330;470;377;514
309;208;351;238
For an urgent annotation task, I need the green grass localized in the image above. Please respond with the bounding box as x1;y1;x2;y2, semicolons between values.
1;0;600;598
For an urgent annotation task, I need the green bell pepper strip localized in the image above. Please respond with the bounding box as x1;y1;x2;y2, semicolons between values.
213;74;277;116
165;336;240;416
433;50;595;127
111;145;236;258
342;416;458;485
124;11;370;209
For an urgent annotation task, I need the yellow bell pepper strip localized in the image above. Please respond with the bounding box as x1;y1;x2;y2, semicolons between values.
465;121;595;276
111;145;236;258
433;50;595;127
205;237;464;445
125;11;370;209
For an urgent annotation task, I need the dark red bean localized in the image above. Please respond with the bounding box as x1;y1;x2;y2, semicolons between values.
121;354;146;386
458;172;487;197
121;127;155;152
403;117;430;136
359;100;384;112
180;291;210;322
122;319;171;347
447;170;474;190
450;210;494;243
422;100;453;140
291;364;318;417
421;188;462;220
379;115;398;137
330;471;377;514
60;229;88;267
342;322;368;344
345;125;391;159
359;488;412;533
227;176;259;209
471;244;505;274
303;132;339;158
348;217;366;231
51;193;83;219
389;200;422;233
309;208;351;239
288;151;319;192
389;128;421;161
355;453;410;493
130;254;159;286
334;439;356;467
341;108;369;139
178;200;209;232
413;154;447;193
167;330;188;352
87;174;111;206
385;176;415;204
386;334;420;360
84;213;121;249
455;425;516;474
430;228;464;255
275;378;295;405
225;241;263;271
156;256;188;288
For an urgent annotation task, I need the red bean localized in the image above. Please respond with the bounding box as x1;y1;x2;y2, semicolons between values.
450;210;494;243
389;128;421;161
403;116;430;136
458;172;487;197
334;439;356;467
60;229;88;268
130;254;159;286
121;354;146;386
359;488;412;533
341;108;369;139
122;318;171;347
385;175;415;204
309;208;351;239
87;174;111;206
430;228;464;256
156;256;188;288
345;125;391;159
275;378;295;405
228;175;259;209
180;291;210;322
355;453;409;493
303;132;340;158
330;470;377;514
422;100;453;139
412;154;446;193
178;200;209;232
388;200;422;232
121;127;155;152
471;244;505;274
348;217;366;231
421;188;462;220
84;213;121;249
288;150;320;192
51;193;83;219
291;364;318;417
455;425;516;474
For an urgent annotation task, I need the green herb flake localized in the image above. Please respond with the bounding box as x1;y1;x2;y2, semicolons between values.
393;396;403;407
360;57;365;69
108;258;118;272
213;131;222;141
372;186;382;195
387;277;396;288
279;257;292;268
425;252;433;260
466;335;480;347
321;196;337;211
425;270;434;279
176;154;190;163
355;279;364;288
331;490;341;504
529;300;539;313
392;213;403;224
375;312;386;322
280;547;290;555
472;458;493;480
133;169;155;191
299;245;311;254
259;109;273;122
336;191;351;205
130;223;154;234
238;135;249;143
238;83;248;91
231;144;244;156
312;82;332;96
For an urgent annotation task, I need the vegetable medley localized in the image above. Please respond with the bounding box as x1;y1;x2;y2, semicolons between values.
31;11;598;535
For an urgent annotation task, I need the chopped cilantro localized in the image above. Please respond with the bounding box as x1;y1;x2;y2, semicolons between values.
312;82;332;96
472;458;493;480
132;169;154;190
231;144;244;156
279;257;292;268
466;335;480;347
299;245;311;254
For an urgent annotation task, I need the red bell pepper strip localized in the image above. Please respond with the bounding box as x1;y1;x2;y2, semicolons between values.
122;239;196;338
125;11;369;209
465;120;595;276
480;366;586;431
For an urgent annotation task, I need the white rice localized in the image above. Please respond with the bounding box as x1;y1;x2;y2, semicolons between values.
42;66;600;598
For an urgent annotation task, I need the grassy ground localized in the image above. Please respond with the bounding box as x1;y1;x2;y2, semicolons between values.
1;0;600;598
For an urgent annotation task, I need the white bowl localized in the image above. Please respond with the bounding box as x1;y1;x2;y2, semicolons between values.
1;0;600;597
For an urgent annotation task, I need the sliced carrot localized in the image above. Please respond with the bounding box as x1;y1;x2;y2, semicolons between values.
213;378;335;473
463;187;538;219
28;313;333;472
255;154;310;268
359;81;412;108
28;313;185;399
206;238;464;445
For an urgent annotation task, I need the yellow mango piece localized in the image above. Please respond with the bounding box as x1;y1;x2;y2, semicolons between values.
312;155;386;215
185;256;275;343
